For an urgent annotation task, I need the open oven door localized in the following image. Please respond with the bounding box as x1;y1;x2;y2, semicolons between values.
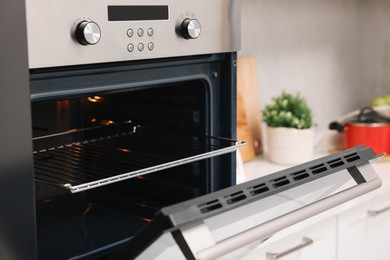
110;145;383;260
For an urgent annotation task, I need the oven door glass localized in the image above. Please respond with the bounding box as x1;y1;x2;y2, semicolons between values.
111;146;382;260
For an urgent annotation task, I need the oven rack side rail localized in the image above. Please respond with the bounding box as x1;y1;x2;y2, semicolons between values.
32;123;246;193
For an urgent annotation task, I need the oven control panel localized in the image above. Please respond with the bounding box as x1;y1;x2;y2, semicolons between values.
25;0;240;69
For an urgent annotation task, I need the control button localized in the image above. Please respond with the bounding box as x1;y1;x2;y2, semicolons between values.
127;29;133;38
138;43;144;51
148;42;154;51
127;43;134;52
75;20;101;45
147;28;154;36
137;28;144;37
181;19;201;39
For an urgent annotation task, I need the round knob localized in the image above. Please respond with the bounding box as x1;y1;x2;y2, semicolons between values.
75;21;101;45
181;19;201;39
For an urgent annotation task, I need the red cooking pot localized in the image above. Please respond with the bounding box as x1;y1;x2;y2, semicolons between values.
329;107;390;154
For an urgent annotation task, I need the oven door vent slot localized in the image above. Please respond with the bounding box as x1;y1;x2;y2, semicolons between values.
223;191;247;205
291;170;310;181
309;164;328;174
327;158;344;168
199;200;223;213
33;123;245;193
344;153;361;162
270;176;290;188
248;183;269;196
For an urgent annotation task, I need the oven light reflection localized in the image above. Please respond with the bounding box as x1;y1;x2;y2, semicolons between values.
88;118;116;125
117;148;131;153
101;120;115;125
140;217;152;223
87;96;103;103
83;203;93;216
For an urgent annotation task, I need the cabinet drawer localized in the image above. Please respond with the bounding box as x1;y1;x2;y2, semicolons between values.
338;190;390;260
242;217;337;260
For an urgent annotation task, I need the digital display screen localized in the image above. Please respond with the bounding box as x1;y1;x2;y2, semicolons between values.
108;6;169;21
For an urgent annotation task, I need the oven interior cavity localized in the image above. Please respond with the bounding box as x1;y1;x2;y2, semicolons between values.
31;80;241;259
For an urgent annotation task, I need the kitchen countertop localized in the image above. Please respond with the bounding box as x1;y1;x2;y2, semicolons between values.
237;153;390;246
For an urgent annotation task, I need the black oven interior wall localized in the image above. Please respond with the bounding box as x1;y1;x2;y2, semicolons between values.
30;53;237;259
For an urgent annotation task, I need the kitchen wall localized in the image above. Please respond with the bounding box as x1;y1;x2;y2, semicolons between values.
239;0;390;131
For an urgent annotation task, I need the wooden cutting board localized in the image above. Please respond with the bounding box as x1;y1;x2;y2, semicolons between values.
237;56;263;162
237;90;256;162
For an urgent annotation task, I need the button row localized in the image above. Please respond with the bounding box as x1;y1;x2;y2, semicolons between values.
127;28;154;38
127;42;154;52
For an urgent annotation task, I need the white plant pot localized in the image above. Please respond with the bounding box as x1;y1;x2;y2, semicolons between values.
266;126;315;165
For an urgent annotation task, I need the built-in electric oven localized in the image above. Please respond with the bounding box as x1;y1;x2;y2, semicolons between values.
24;0;241;259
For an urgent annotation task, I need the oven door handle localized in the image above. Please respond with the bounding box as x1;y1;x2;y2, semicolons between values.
176;178;381;260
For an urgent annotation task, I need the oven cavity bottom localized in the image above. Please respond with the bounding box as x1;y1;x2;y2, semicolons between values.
36;189;162;260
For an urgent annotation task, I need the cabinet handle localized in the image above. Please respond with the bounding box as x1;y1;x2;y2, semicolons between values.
266;237;313;260
367;205;390;217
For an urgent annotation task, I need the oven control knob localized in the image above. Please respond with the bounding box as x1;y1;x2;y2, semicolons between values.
75;21;101;45
181;19;201;39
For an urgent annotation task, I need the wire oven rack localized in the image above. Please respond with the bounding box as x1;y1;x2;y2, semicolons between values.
33;122;245;193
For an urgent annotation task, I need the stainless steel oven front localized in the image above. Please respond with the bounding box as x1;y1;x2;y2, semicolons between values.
25;0;240;69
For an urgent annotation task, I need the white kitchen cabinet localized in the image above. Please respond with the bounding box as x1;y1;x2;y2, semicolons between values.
338;190;390;260
241;157;390;260
242;217;337;260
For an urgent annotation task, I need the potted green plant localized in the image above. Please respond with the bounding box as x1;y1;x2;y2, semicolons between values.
262;91;315;165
